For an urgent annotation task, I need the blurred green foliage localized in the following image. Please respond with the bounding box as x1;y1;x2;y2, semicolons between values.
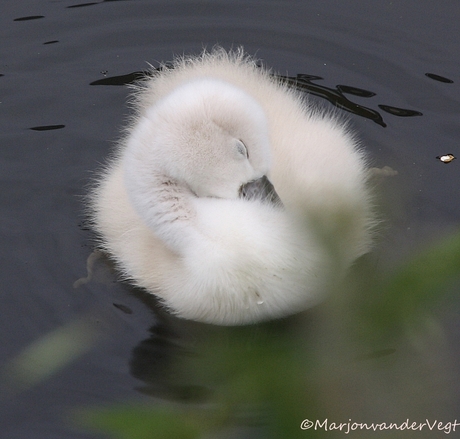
73;230;460;438
364;232;460;337
1;318;99;396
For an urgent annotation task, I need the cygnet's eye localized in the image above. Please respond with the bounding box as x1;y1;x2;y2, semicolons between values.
235;139;249;159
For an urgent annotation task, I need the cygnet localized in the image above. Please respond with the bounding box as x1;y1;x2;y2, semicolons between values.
89;48;374;325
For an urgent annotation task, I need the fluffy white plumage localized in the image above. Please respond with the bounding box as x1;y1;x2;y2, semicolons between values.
90;48;374;325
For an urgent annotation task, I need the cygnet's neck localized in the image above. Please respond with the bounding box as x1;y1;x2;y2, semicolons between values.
122;78;272;254
128;169;201;254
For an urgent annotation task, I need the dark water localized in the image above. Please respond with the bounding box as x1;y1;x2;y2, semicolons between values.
1;1;460;438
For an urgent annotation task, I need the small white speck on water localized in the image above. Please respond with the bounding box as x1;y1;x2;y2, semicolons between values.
436;153;456;163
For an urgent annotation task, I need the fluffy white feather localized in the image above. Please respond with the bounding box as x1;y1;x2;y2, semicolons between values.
90;48;374;325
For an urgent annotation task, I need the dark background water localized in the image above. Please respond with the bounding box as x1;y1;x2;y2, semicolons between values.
1;1;460;438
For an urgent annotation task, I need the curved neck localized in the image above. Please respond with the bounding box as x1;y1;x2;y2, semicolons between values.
126;171;200;254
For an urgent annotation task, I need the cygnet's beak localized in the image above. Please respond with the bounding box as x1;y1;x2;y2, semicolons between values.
239;175;283;207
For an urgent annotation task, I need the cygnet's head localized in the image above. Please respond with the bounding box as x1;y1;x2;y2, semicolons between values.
127;78;272;199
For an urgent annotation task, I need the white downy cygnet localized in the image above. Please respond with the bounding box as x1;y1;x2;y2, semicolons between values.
90;48;374;325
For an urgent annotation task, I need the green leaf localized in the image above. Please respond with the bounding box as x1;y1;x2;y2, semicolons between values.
75;405;206;439
365;231;460;336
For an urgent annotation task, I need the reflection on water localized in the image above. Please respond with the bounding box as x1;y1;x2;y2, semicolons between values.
377;104;422;118
29;124;66;131
13;15;45;21
90;71;149;86
425;73;454;84
286;74;388;126
90;68;427;127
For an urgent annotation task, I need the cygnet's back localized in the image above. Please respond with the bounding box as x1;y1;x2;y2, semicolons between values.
90;48;374;325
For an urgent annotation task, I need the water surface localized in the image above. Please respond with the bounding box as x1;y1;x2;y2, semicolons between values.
1;1;460;437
